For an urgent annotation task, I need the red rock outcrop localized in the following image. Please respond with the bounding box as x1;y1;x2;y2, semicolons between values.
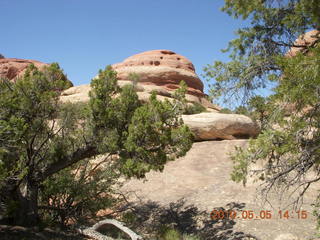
62;50;220;111
286;30;320;57
112;50;205;98
0;58;49;81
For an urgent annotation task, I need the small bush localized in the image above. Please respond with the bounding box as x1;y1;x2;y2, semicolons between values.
184;102;206;115
161;227;181;240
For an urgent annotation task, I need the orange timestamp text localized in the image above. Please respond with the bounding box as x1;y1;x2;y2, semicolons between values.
210;209;308;220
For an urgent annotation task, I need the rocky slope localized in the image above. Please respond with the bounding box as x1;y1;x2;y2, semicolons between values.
121;140;319;240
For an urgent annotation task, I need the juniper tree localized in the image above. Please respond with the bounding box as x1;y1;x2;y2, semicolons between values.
204;0;320;211
0;64;193;226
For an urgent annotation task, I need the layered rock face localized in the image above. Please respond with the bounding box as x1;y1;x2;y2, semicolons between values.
113;50;220;111
61;50;220;111
286;30;320;57
112;50;204;97
0;58;49;81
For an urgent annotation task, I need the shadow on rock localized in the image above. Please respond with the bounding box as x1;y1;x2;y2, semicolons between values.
125;199;259;240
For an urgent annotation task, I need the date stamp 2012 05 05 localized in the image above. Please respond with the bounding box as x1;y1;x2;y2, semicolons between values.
210;209;308;220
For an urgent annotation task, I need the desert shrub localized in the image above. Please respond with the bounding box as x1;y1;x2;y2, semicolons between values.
184;102;206;115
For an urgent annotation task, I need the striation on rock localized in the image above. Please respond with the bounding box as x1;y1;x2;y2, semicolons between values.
0;58;49;81
111;49;220;111
64;49;221;111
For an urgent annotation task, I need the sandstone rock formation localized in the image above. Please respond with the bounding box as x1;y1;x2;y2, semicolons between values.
182;112;259;140
60;50;259;140
0;58;49;81
61;50;220;111
113;50;220;111
112;50;203;97
286;30;320;57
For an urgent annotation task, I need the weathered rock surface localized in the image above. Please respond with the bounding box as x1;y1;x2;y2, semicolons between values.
112;50;203;95
61;50;220;111
60;82;217;111
274;234;299;240
121;140;318;240
182;112;259;140
286;30;320;57
0;58;49;81
112;50;220;111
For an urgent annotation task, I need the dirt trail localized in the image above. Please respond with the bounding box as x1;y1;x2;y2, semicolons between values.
122;140;319;240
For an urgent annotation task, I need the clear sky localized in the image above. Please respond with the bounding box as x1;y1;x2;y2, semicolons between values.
1;0;246;93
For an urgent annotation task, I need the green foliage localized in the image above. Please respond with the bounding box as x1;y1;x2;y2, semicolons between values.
0;64;80;225
172;81;206;115
206;0;320;230
40;157;119;227
183;102;206;115
158;226;181;240
0;64;193;227
0;63;71;181
128;72;140;88
220;107;233;114
232;48;320;196
230;31;320;210
233;96;269;129
204;0;320;105
157;225;201;240
89;67;193;179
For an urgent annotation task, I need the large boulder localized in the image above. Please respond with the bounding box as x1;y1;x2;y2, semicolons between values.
182;112;259;140
0;58;49;81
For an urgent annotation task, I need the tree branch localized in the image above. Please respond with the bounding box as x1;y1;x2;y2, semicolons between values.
41;144;97;180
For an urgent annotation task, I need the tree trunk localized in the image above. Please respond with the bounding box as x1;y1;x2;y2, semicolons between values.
13;178;40;227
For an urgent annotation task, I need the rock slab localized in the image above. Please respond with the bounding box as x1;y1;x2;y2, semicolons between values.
182;112;259;140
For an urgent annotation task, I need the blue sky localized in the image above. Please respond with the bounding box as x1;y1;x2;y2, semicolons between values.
1;0;246;93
